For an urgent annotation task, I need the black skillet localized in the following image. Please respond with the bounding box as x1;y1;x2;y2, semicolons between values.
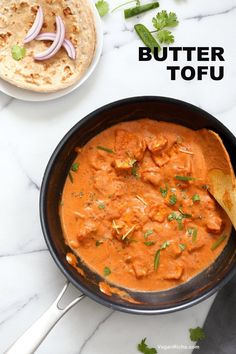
5;97;236;354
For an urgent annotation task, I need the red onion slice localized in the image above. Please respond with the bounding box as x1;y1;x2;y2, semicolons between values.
23;6;44;44
34;16;65;61
36;33;76;60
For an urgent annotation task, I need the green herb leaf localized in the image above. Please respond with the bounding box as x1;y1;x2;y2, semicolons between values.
189;327;206;342
144;229;153;239
187;227;198;242
152;10;179;31
96;145;114;153
169;194;177;205
144;241;155;246
71;162;79;172
68;171;74;183
160;240;170;250
160;183;168;198
167;212;177;221
96;240;103;246
175;175;195;181
95;0;109;17
154;249;161;271
211;234;227;250
157;29;174;44
165;12;179;27
138;337;157;354
104;266;111;276
192;194;200;203
179;243;186;251
11;45;26;61
98;203;106;209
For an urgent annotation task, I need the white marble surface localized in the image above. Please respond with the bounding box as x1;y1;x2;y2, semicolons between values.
1;0;236;353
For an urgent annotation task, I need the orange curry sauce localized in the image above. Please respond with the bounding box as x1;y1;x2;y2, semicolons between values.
60;119;231;291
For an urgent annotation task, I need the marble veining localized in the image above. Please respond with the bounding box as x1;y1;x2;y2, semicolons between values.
0;0;236;353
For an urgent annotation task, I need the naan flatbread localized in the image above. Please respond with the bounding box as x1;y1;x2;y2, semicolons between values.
0;0;96;92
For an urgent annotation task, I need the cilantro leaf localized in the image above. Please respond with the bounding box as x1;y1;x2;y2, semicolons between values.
95;0;109;17
144;229;153;239
71;162;79;172
104;266;111;276
169;194;177;205
152;10;168;30
157;29;174;44
165;12;179;27
192;194;200;202
152;10;178;31
98;203;106;209
160;240;170;250
160;183;168;198
179;243;186;251
138;338;157;354
144;241;155;246
11;45;26;61
189;327;206;342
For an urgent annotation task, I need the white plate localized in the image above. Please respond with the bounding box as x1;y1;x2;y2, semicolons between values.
0;1;103;102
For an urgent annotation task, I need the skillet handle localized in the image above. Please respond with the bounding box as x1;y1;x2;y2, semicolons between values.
4;281;84;354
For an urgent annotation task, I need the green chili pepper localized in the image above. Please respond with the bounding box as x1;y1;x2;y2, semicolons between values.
124;2;159;19
134;24;160;53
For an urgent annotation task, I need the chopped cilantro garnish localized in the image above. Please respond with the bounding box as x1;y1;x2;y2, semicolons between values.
187;227;198;242
95;0;109;17
144;229;153;239
167;212;177;221
192;194;200;202
71;162;79;172
98;203;106;209
137;337;157;354
160;183;168;198
103;266;111;276
189;327;206;342
144;241;155;246
169;194;177;205
179;243;186;251
11;45;26;61
160;240;170;249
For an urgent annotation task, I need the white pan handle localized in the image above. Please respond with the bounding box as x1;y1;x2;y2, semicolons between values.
5;281;85;354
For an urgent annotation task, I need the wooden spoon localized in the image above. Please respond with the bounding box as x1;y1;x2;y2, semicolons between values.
199;129;236;230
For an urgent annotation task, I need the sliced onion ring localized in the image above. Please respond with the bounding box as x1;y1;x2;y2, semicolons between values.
34;16;65;61
36;33;76;60
23;6;44;44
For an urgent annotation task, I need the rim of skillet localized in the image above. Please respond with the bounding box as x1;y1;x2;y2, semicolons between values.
40;96;236;315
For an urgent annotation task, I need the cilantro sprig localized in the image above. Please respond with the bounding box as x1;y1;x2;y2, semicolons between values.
12;45;26;61
138;338;157;354
189;327;206;342
95;0;109;17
